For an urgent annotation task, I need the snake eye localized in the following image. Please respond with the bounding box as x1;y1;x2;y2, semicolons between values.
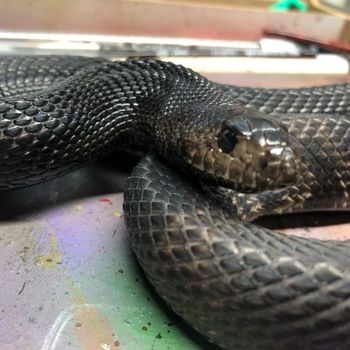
218;128;237;153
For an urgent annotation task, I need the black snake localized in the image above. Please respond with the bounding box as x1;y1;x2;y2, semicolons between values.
1;56;350;350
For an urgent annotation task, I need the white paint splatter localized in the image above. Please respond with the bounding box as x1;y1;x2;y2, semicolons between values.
41;307;74;350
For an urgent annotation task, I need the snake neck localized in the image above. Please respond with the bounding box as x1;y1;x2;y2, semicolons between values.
278;113;350;211
213;112;350;221
0;59;230;189
0;55;108;98
276;112;350;214
219;83;350;115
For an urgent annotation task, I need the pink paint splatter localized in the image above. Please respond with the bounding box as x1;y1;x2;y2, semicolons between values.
99;198;112;205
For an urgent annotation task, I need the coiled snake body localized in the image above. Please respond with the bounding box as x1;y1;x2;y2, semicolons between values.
1;56;350;350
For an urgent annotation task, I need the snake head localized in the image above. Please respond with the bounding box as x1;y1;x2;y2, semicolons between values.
181;105;298;192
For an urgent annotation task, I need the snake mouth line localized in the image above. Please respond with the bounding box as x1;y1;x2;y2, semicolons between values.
256;211;350;241
183;139;298;194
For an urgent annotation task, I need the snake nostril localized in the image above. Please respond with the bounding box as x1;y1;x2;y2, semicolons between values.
261;160;268;170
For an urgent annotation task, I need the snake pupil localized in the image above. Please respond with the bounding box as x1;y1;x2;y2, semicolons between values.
218;129;237;153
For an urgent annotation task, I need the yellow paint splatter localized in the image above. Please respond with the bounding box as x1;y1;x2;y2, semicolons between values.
113;210;121;218
71;204;83;213
36;234;61;269
69;279;85;306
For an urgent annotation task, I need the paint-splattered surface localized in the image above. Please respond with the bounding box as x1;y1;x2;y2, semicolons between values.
0;159;208;350
2;147;350;350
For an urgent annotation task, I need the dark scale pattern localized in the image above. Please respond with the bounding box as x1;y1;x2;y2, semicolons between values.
225;113;350;221
0;55;105;97
0;57;229;189
124;154;350;350
219;83;350;115
3;56;350;350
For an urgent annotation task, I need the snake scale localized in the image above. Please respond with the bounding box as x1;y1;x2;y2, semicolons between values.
1;56;350;350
